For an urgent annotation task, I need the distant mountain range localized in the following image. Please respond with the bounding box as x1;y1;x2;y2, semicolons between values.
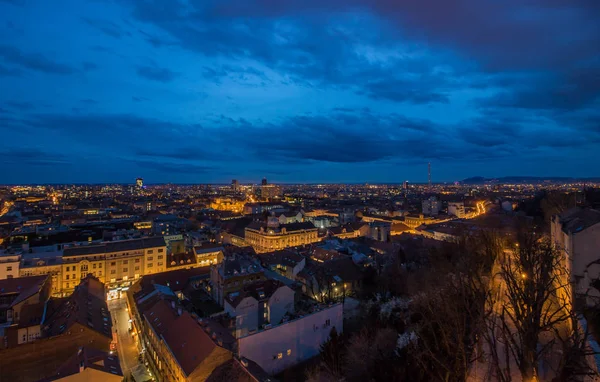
461;176;600;184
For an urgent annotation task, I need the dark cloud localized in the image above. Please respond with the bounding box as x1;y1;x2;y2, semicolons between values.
0;148;70;166
5;101;36;110
0;44;76;74
137;29;176;48
128;159;215;174
82;61;98;71
0;63;22;77
82;17;131;39
136;64;179;82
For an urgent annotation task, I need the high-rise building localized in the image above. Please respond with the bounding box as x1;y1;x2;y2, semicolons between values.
403;180;409;191
261;177;268;186
136;177;144;188
422;196;441;216
232;179;239;192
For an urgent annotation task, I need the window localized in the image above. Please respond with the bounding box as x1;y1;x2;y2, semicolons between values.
123;260;128;264
72;274;75;279
158;262;163;267
110;278;116;283
158;255;163;260
7;266;12;271
66;275;69;280
66;282;70;288
147;256;153;261
158;248;164;253
98;263;102;268
98;271;102;276
135;266;140;271
277;353;283;360
110;262;116;266
148;263;153;268
123;268;128;272
135;259;140;263
325;319;331;327
147;250;154;254
66;266;70;272
80;264;88;272
287;349;292;356
92;264;96;269
111;270;116;274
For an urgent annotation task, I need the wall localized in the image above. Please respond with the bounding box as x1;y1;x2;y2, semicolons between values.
0;256;20;279
268;286;295;326
229;297;259;338
573;223;600;279
238;303;343;375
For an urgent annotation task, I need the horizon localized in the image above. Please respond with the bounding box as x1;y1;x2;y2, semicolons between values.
1;1;599;183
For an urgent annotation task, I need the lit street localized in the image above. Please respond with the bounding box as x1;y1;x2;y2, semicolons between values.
108;298;153;382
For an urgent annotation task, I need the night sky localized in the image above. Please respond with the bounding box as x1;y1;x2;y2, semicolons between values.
1;0;599;184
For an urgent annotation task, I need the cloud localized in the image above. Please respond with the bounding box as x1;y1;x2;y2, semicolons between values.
0;148;70;166
82;61;98;71
82;17;131;39
132;96;149;102
4;101;36;110
136;64;179;82
0;63;22;77
128;159;215;174
80;99;98;104
0;44;76;74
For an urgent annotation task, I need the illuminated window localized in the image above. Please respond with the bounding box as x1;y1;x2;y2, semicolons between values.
277;353;283;359
287;349;292;356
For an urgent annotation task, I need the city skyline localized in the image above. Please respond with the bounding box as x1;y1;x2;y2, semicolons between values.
1;0;599;184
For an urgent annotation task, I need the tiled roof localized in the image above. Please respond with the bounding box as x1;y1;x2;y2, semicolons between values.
559;208;600;234
226;279;286;308
47;347;123;381
44;276;112;339
63;237;166;257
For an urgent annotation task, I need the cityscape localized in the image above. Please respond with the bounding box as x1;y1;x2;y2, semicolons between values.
2;1;600;382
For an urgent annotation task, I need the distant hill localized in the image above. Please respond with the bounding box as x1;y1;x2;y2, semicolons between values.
461;176;600;184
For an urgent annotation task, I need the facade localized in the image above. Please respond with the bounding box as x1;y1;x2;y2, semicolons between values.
448;202;465;218
0;252;20;279
237;303;343;375
0;274;51;325
244;222;319;253
551;208;600;302
243;202;286;215
210;253;266;306
61;237;166;297
193;243;224;267
224;280;295;338
275;211;303;225
422;196;441;216
260;185;281;199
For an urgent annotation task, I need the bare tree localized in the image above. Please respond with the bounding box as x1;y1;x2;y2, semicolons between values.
482;228;592;381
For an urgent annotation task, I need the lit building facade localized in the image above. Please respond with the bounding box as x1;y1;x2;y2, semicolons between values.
244;222;319;253
61;237;167;297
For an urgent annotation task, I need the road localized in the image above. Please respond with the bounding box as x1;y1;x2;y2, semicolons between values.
108;298;153;381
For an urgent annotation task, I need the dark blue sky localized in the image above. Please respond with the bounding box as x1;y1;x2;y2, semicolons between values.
1;0;599;184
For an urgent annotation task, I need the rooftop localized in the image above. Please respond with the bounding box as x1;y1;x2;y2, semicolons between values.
63;236;166;257
46;347;123;381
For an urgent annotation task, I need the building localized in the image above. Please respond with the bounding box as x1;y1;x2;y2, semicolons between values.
243;202;286;215
224;280;295;338
422;196;441;216
237;303;343;375
551;208;600;303
448;202;465;218
193;243;224;267
259;249;306;280
0;274;51;325
273;211;303;225
136;177;144;188
260;185;281;200
261;178;268;186
0;276;113;382
0;251;20;279
244;222;319;253
232;179;240;192
46;347;123;381
132;289;233;381
61;237;166;298
210;250;265;306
